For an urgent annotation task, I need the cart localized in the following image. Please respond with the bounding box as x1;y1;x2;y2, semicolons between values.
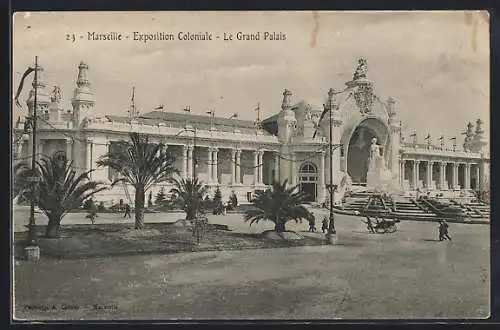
361;215;400;234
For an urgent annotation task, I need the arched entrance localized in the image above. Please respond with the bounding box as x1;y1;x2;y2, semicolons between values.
299;162;317;202
346;117;390;184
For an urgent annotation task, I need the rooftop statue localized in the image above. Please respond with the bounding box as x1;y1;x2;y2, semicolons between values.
475;118;484;135
51;86;62;103
353;57;368;80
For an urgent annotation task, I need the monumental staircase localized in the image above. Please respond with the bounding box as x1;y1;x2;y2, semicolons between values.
335;191;490;223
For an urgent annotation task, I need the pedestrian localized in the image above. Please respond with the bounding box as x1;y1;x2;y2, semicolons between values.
366;216;376;233
308;214;317;232
123;203;132;218
439;220;452;241
321;216;328;233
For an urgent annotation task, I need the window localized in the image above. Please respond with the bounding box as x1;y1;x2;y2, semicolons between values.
300;163;317;174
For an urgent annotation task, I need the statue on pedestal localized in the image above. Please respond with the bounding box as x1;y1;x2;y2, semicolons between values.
366;137;402;195
367;138;383;174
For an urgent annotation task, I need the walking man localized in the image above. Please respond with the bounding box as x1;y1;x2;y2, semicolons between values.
308;214;317;232
321;216;329;233
438;220;452;241
366;216;376;233
123;203;132;218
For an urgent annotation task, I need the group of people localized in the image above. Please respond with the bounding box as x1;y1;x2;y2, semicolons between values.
308;214;330;233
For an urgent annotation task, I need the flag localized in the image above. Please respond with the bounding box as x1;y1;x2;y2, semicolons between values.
439;135;444;141
131;87;135;102
409;133;417;137
154;104;164;110
313;104;329;139
450;137;456;141
255;103;260;111
183;106;191;113
14;67;35;108
206;110;215;117
229;113;238;119
424;134;430;140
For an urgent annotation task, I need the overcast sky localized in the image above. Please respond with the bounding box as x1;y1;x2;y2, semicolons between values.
13;11;489;143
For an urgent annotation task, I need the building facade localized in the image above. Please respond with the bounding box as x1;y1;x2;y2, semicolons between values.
13;59;490;205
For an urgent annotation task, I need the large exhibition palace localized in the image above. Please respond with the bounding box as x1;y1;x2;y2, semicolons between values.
13;59;490;206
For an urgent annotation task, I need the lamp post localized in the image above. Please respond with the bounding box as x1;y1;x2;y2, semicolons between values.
323;88;344;243
25;56;40;261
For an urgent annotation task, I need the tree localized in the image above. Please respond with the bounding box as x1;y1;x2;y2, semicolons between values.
244;180;313;233
212;186;224;215
155;187;167;205
12;161;32;203
97;132;178;229
33;152;108;237
169;178;208;220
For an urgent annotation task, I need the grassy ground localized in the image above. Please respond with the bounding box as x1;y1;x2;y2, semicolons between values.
13;213;490;320
13;223;327;260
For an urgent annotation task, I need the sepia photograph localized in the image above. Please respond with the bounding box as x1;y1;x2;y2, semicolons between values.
11;11;490;320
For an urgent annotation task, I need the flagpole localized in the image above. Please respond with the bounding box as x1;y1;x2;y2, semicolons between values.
27;56;38;246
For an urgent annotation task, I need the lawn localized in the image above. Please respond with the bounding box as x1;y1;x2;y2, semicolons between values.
13;213;490;320
12;222;327;260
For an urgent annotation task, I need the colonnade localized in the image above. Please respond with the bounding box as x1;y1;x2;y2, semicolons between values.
400;158;482;191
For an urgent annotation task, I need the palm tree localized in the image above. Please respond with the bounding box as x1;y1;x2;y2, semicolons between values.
169;178;208;220
12;161;31;203
34;152;108;237
97;132;178;229
244;179;313;233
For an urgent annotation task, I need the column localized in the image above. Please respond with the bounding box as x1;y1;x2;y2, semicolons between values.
213;148;219;184
413;160;419;189
207;147;213;183
86;138;93;172
426;161;433;189
182;145;188;179
187;146;193;179
230;149;236;184
258;150;264;184
400;159;405;185
290;153;297;186
38;140;45;161
253;150;259;185
274;152;279;182
16;140;23;159
439;162;446;190
235;149;241;184
65;138;73;163
475;165;480;190
319;150;326;200
452;162;458;190
465;163;471;189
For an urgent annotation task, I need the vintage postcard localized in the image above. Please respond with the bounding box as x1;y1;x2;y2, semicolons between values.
12;11;490;320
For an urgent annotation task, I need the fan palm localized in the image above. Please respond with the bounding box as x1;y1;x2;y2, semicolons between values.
244;179;313;233
97;132;178;229
169;178;208;220
12;161;32;202
34;152;108;237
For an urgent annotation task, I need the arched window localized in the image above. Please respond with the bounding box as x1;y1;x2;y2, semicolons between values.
299;163;317;183
300;163;317;174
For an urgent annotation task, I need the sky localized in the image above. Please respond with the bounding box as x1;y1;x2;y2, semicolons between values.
12;11;489;143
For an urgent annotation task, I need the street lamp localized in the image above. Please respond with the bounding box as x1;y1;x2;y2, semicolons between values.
25;56;40;259
315;87;344;244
